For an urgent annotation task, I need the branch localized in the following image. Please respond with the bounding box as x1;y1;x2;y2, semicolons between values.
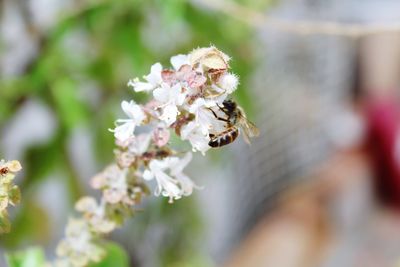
197;0;400;37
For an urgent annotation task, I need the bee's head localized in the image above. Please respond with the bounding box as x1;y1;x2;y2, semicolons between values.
222;99;237;113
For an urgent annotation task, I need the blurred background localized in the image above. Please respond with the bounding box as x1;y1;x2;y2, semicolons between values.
2;0;400;266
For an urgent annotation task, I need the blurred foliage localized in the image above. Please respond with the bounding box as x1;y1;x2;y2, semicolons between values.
5;247;46;267
5;242;128;267
88;242;129;267
0;0;270;265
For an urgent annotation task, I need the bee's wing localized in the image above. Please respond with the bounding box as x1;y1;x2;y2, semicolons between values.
238;115;260;145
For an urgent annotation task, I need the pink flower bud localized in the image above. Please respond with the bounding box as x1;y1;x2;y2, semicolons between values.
153;126;170;147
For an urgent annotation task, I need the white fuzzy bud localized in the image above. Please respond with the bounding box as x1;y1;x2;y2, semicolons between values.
218;73;239;94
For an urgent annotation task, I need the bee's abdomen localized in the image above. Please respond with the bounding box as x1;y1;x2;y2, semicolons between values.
208;128;239;147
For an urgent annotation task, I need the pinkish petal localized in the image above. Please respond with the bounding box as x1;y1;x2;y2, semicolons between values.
161;70;177;85
176;65;194;81
153;127;170;147
189;75;207;88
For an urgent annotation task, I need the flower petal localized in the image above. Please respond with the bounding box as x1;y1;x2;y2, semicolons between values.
170;152;192;176
153;126;170;147
218;73;239;94
159;105;179;126
143;170;154;181
121;100;146;123
171;54;189;70
129;133;152;155
128;80;155;92
112;122;135;142
145;63;163;85
153;86;170;103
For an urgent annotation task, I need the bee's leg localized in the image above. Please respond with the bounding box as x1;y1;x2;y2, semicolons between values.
217;104;230;116
208;108;219;118
208;108;229;122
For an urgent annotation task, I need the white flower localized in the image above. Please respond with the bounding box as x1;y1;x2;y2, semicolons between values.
180;121;210;155
91;165;129;205
159;105;179;126
128;63;163;92
75;197;116;233
169;153;200;196
109;100;146;142
128;133;152;155
170;54;189;70
115;134;151;167
180;98;225;154
142;153;199;201
153;83;186;105
143;158;182;202
218;73;239;94
187;98;217;134
56;218;105;267
153;83;186;126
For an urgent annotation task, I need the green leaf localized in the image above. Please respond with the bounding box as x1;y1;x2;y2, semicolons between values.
5;247;46;267
89;242;129;267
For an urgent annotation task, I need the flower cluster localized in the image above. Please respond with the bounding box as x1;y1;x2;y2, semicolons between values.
56;46;241;266
56;218;105;267
0;159;22;234
124;46;239;154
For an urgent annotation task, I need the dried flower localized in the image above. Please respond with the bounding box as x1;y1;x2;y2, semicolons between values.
0;159;22;234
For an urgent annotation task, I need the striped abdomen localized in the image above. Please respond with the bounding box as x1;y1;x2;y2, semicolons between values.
208;128;239;147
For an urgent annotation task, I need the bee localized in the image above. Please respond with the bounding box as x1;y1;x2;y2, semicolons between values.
208;99;259;147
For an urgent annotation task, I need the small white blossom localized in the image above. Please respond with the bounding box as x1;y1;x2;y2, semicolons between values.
91;165;129;205
169;153;200;196
109;100;146;142
181;121;210;155
128;63;163;92
153;83;186;126
218;73;239;94
75;197;116;233
159;105;180;126
128;133;152;155
142;153;199;202
56;218;105;267
143;158;182;203
170;54;189;70
187;98;217;134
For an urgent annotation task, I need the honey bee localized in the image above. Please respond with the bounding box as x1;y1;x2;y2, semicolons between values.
208;99;259;147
